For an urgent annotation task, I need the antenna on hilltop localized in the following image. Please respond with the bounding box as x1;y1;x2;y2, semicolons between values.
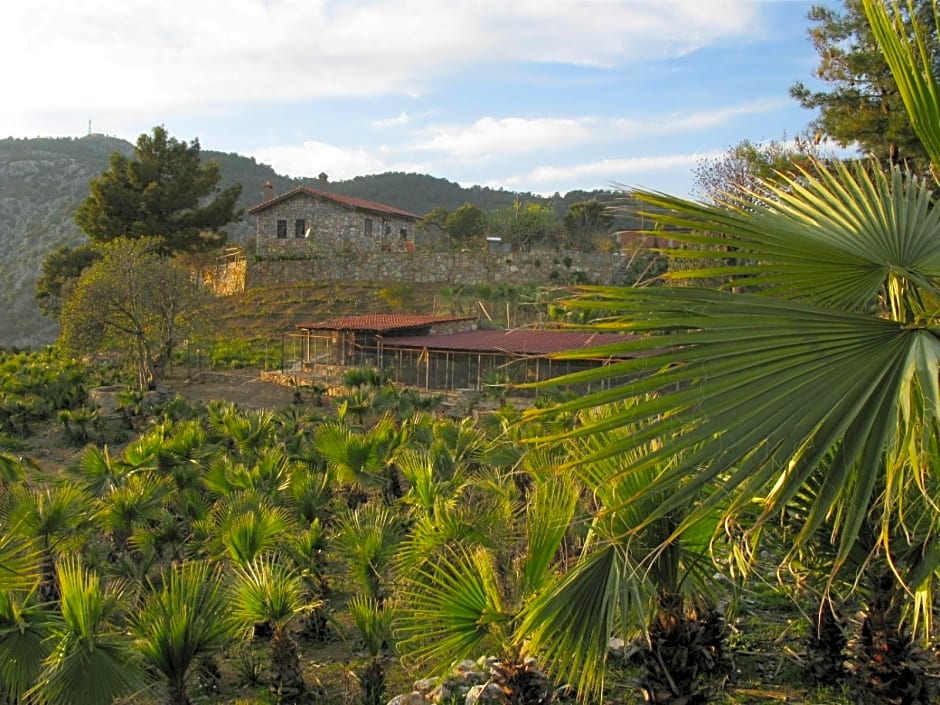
87;120;92;136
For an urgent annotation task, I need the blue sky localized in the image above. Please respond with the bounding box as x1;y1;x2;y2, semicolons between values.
3;1;842;199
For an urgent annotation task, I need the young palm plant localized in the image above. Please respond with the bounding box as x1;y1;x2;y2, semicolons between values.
331;503;404;604
520;404;728;705
284;519;333;641
315;421;385;508
395;471;578;705
2;484;93;603
348;594;394;705
131;561;233;705
0;589;51;705
0;534;45;705
26;557;143;705
229;554;319;704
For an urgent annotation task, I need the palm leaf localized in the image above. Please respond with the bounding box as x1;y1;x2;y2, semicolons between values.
229;554;308;635
395;545;508;673
132;561;232;688
0;590;51;704
332;504;404;600
28;558;143;705
349;594;394;657
519;545;631;701
521;474;578;595
527;161;940;579
0;532;41;593
630;160;940;310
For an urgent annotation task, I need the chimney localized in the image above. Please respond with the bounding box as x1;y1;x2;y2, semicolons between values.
263;180;275;201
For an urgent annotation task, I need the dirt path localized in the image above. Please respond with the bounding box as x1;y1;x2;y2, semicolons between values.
164;369;298;409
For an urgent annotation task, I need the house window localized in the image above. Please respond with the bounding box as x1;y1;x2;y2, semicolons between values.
364;218;373;236
384;222;391;236
276;219;288;238
400;227;408;240
295;219;306;238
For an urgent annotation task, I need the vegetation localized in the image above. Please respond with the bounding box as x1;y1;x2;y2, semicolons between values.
790;0;937;172
74;126;243;255
524;4;940;703
2;132;628;349
692;137;824;205
0;342;894;705
59;238;209;391
3;5;940;705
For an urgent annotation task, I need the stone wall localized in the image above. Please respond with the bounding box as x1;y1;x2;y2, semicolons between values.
247;249;623;288
202;255;247;295
255;192;425;258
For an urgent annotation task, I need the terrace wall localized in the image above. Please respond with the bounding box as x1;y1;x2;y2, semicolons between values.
245;249;622;288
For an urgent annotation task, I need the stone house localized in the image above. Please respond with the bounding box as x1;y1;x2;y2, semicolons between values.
248;185;422;258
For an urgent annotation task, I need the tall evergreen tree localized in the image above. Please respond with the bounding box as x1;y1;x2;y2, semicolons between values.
790;0;938;172
74;126;242;254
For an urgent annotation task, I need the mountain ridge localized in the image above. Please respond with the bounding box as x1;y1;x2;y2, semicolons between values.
0;134;623;348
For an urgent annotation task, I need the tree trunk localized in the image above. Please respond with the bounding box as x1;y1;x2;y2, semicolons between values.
804;593;847;685
639;593;730;705
166;674;191;705
849;569;934;705
134;337;155;391
354;658;386;705
270;628;306;705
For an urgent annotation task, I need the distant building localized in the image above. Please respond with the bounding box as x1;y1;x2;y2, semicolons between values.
249;186;425;257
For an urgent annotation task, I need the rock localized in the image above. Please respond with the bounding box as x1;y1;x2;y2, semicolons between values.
431;676;475;703
477;656;499;673
403;692;430;705
413;678;439;696
608;636;626;658
464;683;503;705
455;669;486;686
454;659;478;674
387;693;428;705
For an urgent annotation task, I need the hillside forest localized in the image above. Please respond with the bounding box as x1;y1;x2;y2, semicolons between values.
0;134;636;350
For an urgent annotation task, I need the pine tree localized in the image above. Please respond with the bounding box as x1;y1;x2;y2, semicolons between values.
75;126;242;254
790;0;938;172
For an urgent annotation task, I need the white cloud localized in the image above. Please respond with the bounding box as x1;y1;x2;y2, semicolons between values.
372;112;412;128
416;117;594;160
248;140;388;180
1;0;766;132
409;100;786;162
610;99;791;136
248;139;436;182
487;151;726;196
526;152;718;184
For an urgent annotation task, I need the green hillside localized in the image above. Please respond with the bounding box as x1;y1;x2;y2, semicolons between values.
0;134;623;349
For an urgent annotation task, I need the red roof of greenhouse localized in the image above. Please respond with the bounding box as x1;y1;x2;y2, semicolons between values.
382;328;635;356
295;314;474;332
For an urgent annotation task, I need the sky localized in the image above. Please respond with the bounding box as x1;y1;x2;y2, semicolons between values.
3;0;840;199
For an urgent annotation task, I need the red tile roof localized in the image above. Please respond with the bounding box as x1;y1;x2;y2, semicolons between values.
296;314;474;332
248;186;420;220
382;329;636;356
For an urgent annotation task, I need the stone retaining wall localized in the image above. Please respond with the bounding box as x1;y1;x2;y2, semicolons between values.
247;249;622;288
